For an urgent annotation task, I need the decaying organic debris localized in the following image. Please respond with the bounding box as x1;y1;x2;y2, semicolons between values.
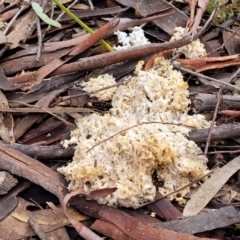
58;57;210;208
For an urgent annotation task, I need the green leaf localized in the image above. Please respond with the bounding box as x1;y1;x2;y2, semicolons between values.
31;2;61;28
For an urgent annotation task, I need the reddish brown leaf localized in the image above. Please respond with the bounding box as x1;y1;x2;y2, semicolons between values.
97;205;213;240
91;219;130;240
218;110;240;118
87;188;118;200
177;54;240;72
147;192;182;220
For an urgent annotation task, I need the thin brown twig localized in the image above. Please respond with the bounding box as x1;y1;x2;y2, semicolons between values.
204;88;222;155
24;0;49;43
3;4;28;35
45;0;77;33
229;67;240;84
208;149;240;154
8;100;71;126
206;26;240;57
36;17;42;63
173;61;240;92
0;106;93;113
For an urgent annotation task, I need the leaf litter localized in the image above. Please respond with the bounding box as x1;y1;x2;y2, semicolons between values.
0;0;240;239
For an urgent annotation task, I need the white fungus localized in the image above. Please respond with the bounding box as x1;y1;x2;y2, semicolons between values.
80;74;117;101
170;27;206;58
58;57;210;208
114;26;150;50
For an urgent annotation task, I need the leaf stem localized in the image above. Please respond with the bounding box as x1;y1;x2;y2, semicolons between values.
52;0;114;52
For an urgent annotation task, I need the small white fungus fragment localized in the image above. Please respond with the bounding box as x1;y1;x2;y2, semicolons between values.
58;58;210;208
80;74;117;101
114;26;150;50
170;27;206;58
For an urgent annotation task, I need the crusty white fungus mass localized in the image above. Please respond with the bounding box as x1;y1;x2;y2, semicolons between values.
170;27;206;58
58;57;210;208
80;74;117;101
114;26;150;50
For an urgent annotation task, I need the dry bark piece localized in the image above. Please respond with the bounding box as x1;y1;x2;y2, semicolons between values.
0;145;67;196
47;227;70;240
44;34;90;52
1;48;72;76
116;0;188;35
0;144;105;228
28;217;50;240
0;142;74;160
87;188;118;200
223;30;240;55
91;219;130;240
0;31;6;44
0;143;211;238
0;197;87;239
218;110;240;118
0;67;17;91
0;171;18;195
27;17;120;89
17;116;72;145
183;156;240;216
0;106;94;114
177;54;240;72
9;35;195;84
122;208;161;225
0;90;14;143
10;72;84;104
47;187;102;240
149;206;240;234
12;73;83;141
191;93;240;112
103;8;175;35
6;10;36;49
50;36;194;77
189;123;240;143
0;7;19;21
200;37;220;57
95;205;213;240
66;88;90;107
13;114;46;142
147;192;182;220
53;6;127;21
0;195;17;221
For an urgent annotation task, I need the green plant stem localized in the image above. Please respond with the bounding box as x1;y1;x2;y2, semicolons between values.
52;0;114;52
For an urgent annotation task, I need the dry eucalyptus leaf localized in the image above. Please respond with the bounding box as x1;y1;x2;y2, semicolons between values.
87;187;118;200
0;31;6;44
0;90;15;143
6;10;37;49
183;156;240;216
150;206;240;234
0;195;18;221
0;197;88;239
